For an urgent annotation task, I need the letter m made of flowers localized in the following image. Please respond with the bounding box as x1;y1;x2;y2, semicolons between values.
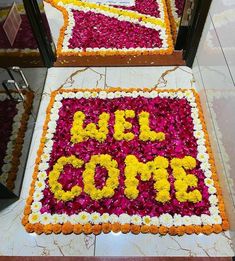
124;155;171;203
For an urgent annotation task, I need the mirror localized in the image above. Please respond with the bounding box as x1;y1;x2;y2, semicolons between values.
166;0;186;45
0;67;47;210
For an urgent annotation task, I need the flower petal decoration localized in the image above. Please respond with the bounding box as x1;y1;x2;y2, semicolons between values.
165;0;185;43
0;91;33;190
45;0;174;56
23;88;228;235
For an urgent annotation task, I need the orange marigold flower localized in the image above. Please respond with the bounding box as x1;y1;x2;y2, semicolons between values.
213;224;222;234
37;147;43;154
44;224;53;234
168;226;177;236
92;224;102;235
222;221;230;230
62;222;73;234
194;226;202;234
121;224;131;234
34;223;44;235
32;172;38;179
218;202;225;209
26;197;33;205
159;226;168;235
36;158;41;164
131;225;141;234
53;224;62;234
73;224;83;234
83;223;92;234
140;225;150;234
24;206;31;215
111;223;121;233
30;182;36;189
185;225;195;235
176;226;185;236
102;223;111;234
202;225;213;235
150;225;159;234
29;188;35;196
220;212;227;220
25;223;34;233
22;215;29;226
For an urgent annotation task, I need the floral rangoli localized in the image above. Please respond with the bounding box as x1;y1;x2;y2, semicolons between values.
0;91;33;189
23;88;229;235
45;0;173;57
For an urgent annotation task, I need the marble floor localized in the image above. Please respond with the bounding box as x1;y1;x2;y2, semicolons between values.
44;1;63;48
0;66;234;256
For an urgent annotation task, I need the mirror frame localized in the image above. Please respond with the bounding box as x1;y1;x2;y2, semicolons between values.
175;0;213;67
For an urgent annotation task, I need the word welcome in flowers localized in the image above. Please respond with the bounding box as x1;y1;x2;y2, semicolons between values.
23;88;229;236
49;154;202;203
58;109;200;203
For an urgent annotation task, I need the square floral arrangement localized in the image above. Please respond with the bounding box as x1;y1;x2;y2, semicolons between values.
0;91;33;189
23;88;229;235
45;0;173;57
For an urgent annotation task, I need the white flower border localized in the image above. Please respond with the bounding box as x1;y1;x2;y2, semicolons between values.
168;0;181;27
59;0;171;53
29;89;222;227
0;93;25;186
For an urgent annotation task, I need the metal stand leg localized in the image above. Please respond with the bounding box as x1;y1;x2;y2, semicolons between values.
2;81;14;100
2;80;25;102
7;67;30;90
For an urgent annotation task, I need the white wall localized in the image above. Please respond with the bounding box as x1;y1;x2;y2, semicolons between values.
192;0;235;248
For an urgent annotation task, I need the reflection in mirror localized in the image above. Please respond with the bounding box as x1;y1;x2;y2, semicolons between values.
166;0;186;44
0;1;40;55
0;0;55;67
0;67;47;210
0;90;33;194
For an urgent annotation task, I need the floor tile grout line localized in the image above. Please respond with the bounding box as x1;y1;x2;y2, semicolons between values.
94;235;97;256
104;67;107;89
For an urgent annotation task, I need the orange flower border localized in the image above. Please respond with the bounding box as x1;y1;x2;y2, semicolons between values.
22;87;229;235
1;90;34;190
44;0;174;57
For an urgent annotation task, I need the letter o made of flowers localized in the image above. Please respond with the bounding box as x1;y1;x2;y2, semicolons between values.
83;154;120;200
48;155;84;201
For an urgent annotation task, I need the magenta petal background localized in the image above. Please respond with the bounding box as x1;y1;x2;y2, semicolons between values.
0;98;18;175
40;95;210;217
68;10;163;50
110;0;161;17
174;0;185;17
